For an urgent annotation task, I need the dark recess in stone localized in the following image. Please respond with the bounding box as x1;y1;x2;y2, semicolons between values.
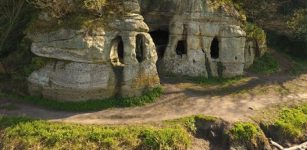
211;37;220;59
136;34;145;63
176;40;187;57
117;37;124;64
149;30;169;59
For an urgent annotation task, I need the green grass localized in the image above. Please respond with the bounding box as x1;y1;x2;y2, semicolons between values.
7;87;162;112
290;57;307;75
0;104;18;111
249;53;280;75
260;103;307;142
0;116;190;150
163;115;218;134
188;76;243;86
229;122;261;142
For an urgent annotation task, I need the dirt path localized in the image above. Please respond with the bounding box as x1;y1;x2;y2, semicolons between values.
1;72;307;125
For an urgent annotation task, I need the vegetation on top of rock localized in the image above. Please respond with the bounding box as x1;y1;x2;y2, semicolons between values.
244;23;266;44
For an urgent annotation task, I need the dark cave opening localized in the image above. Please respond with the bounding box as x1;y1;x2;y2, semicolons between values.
136;34;145;63
149;30;169;59
110;36;124;65
117;37;124;64
176;40;187;57
210;37;220;59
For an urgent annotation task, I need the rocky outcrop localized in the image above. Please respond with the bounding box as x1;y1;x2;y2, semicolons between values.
28;0;160;101
28;0;265;101
140;0;248;77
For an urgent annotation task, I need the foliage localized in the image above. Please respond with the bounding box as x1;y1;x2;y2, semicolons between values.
274;104;307;139
6;87;163;112
0;0;34;57
249;53;280;75
290;57;307;75
245;23;266;44
0;116;190;150
23;57;51;76
26;0;75;18
83;0;107;16
260;103;307;143
229;122;261;142
288;9;307;41
140;127;190;150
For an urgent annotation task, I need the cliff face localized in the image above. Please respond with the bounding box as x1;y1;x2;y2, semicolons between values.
27;0;262;101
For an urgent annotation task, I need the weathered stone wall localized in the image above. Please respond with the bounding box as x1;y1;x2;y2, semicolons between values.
140;0;247;78
28;0;160;101
28;0;265;101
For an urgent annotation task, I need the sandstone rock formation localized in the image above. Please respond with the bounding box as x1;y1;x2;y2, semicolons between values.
140;0;248;77
27;0;265;101
28;0;160;101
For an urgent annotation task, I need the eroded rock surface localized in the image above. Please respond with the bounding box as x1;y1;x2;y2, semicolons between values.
28;0;160;101
28;0;265;101
140;0;247;77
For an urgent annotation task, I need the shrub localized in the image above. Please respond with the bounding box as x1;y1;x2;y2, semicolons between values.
288;9;307;41
229;122;261;142
26;0;75;18
83;0;107;16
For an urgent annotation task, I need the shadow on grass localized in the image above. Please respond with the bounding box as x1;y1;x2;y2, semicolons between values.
2;87;163;112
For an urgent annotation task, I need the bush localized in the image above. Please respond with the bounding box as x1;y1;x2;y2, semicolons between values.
245;23;266;44
26;0;75;18
229;122;261;142
288;9;307;41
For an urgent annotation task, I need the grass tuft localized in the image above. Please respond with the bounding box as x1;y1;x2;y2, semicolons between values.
260;103;307;143
229;122;261;142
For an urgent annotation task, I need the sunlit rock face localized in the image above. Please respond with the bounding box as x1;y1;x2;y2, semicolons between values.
28;0;263;101
140;0;248;77
28;0;160;101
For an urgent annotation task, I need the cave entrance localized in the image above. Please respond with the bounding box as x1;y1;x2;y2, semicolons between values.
136;34;146;63
210;37;220;59
149;30;169;59
110;36;124;66
176;40;187;57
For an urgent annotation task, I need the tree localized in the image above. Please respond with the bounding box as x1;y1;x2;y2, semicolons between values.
288;9;307;41
0;0;27;56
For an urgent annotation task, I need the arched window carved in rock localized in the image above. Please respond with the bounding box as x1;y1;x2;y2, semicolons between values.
210;37;220;59
136;34;146;63
176;40;187;57
110;36;124;66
